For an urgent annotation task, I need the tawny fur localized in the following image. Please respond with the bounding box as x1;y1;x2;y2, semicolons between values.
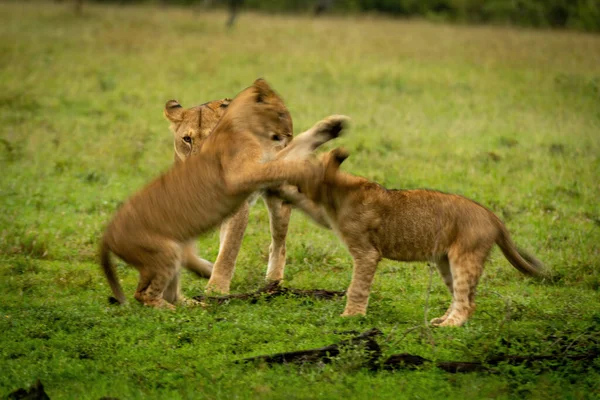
164;98;232;281
164;97;293;293
279;148;546;327
99;79;347;309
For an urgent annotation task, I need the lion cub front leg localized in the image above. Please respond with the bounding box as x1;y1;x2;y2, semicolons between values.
225;159;323;197
224;115;349;196
205;201;250;294
163;269;184;305
342;242;382;316
276;115;349;160
263;193;292;283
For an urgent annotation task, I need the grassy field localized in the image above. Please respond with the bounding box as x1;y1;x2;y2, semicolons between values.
1;1;600;398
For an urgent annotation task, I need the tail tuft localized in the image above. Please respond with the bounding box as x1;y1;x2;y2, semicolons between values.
494;217;547;279
516;246;546;275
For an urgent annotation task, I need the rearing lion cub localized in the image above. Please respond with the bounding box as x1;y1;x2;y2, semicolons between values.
99;79;347;308
278;148;546;327
163;97;296;294
162;98;232;280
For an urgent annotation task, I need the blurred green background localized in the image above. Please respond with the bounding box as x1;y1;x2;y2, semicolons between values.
73;0;600;32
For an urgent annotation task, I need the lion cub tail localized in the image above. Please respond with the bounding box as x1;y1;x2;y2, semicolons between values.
493;216;547;278
100;237;126;305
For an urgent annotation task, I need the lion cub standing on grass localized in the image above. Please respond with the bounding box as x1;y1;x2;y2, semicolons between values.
279;148;546;327
99;79;346;309
163;97;297;294
161;98;233;280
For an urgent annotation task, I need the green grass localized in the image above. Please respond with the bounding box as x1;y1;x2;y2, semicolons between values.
1;2;600;399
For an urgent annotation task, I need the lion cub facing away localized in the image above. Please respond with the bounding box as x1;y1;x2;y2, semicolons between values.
99;79;344;309
280;148;546;327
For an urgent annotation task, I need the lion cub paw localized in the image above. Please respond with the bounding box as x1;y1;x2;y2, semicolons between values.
178;296;206;308
312;115;350;143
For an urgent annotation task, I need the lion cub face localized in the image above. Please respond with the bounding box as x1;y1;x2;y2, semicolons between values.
222;79;294;159
164;80;294;164
164;98;232;162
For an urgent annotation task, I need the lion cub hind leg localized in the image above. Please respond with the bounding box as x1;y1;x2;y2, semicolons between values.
164;269;197;305
182;243;213;279
139;271;178;310
430;255;455;325
132;239;183;310
165;272;203;306
134;269;154;304
435;249;486;327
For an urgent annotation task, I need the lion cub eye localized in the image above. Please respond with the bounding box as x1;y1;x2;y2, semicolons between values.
183;136;192;144
271;134;282;142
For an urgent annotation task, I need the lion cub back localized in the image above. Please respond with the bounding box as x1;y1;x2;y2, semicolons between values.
376;189;497;259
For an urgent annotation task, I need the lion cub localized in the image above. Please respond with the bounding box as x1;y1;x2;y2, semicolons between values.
279;148;546;327
164;97;294;294
99;79;345;309
162;98;233;281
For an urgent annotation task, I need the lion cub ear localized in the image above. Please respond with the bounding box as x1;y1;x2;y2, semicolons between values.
331;147;349;166
325;147;349;182
253;78;274;103
164;100;184;123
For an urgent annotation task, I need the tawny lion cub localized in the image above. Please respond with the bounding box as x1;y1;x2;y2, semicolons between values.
163;97;295;294
280;148;546;327
162;98;234;281
99;79;346;309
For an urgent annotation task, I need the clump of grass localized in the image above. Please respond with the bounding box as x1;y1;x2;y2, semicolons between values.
0;229;49;259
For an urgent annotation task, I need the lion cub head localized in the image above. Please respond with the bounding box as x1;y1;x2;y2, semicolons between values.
164;80;294;163
300;147;349;201
164;98;232;163
323;147;350;180
219;79;294;157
